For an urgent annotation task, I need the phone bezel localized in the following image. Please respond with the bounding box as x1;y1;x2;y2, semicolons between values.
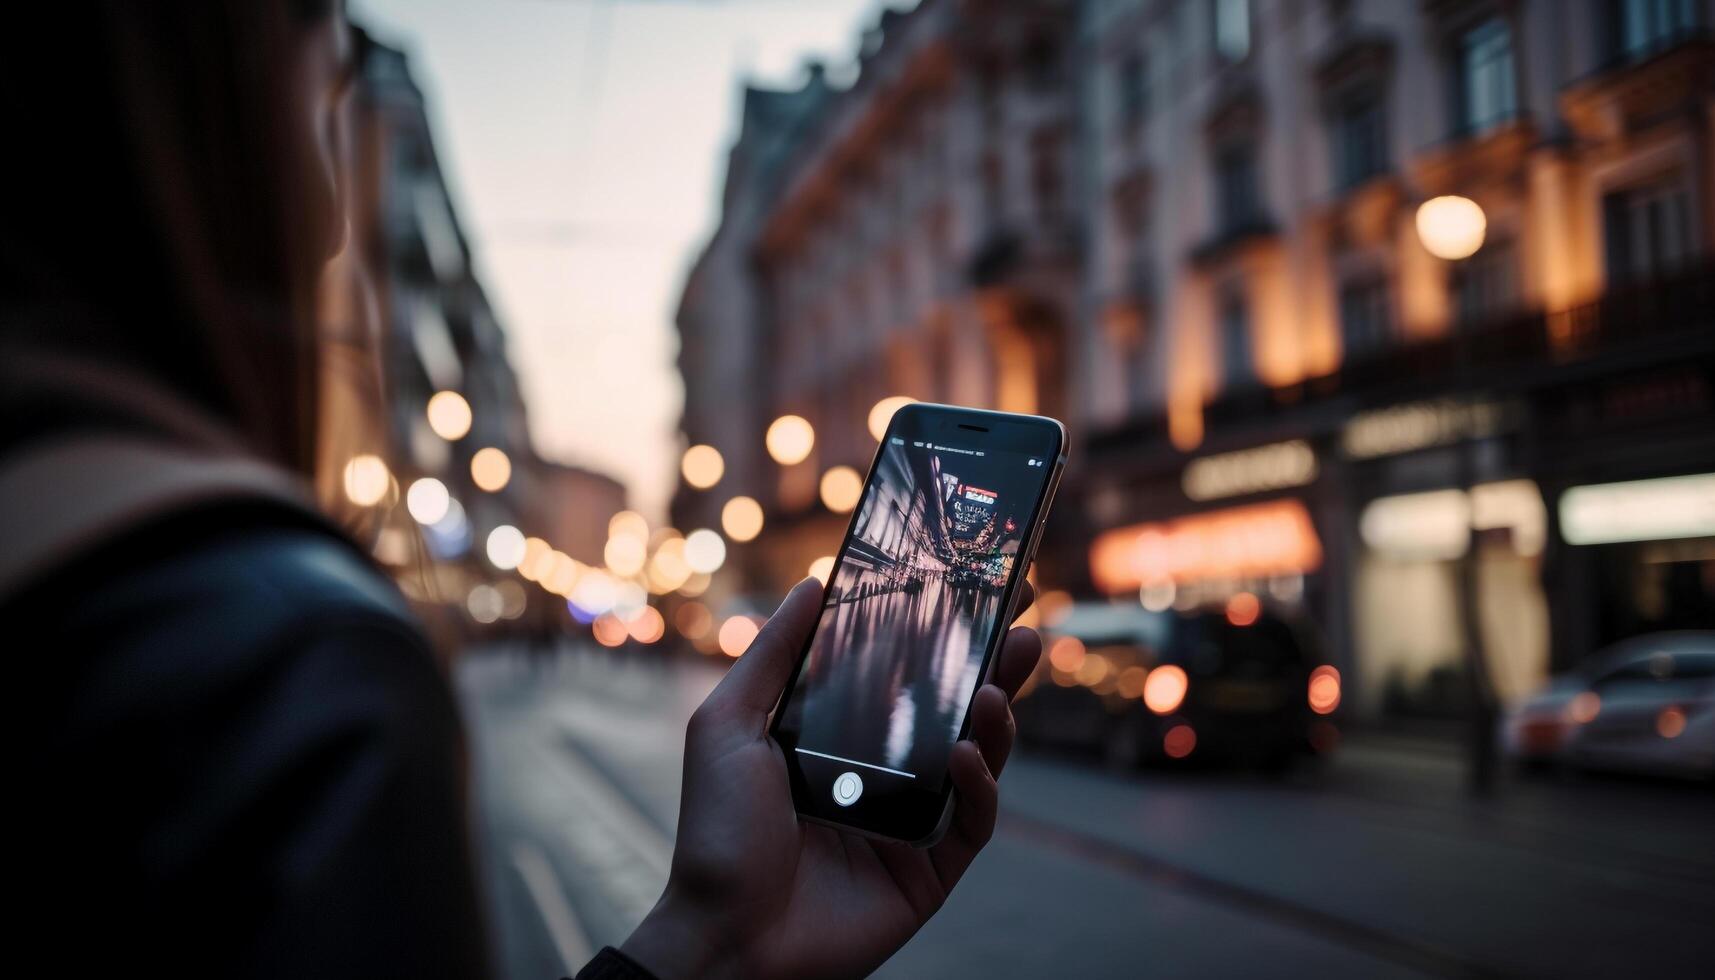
767;403;1066;846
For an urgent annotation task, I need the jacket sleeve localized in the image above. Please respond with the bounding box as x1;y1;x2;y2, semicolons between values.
232;618;492;979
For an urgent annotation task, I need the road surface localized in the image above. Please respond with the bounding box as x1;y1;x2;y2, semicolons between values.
457;645;1715;980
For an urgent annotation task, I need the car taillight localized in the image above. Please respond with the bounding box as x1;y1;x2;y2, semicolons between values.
1308;665;1341;715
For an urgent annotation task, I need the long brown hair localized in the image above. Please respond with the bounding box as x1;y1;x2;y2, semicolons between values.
0;1;343;475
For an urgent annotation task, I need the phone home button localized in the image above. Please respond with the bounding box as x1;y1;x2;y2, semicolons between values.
833;771;863;807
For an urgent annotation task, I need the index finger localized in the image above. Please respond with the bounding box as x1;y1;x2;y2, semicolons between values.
703;577;824;720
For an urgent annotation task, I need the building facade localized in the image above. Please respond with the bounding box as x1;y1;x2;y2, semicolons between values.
322;31;626;635
676;0;1715;723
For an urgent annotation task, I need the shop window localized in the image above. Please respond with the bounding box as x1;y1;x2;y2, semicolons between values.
1453;16;1518;135
1454;235;1517;326
1603;174;1696;287
1604;0;1703;63
1116;48;1149;130
1219;286;1253;388
1330;91;1388;190
1339;275;1394;360
1214;0;1252;64
1214;142;1263;236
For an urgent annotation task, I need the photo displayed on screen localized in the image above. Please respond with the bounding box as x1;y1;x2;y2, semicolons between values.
781;439;1045;785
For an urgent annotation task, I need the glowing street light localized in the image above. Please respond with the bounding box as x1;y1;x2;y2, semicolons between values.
342;454;391;507
867;396;916;441
765;414;815;465
1415;195;1487;261
470;447;512;492
426;390;473;441
485;525;527;570
819;465;863;513
807;556;835;584
684;529;727;574
405;477;450;525
721;496;765;542
681;444;725;489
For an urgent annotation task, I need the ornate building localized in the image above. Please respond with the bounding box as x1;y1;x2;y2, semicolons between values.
678;0;1714;721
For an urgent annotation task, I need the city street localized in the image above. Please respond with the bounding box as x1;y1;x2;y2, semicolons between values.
459;644;1715;980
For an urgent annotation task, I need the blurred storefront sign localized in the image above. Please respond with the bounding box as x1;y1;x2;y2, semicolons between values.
1559;473;1715;546
1181;439;1317;502
1088;499;1323;594
1342;398;1511;460
1360;480;1546;561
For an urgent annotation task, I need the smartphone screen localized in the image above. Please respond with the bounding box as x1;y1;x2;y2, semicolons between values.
770;404;1064;844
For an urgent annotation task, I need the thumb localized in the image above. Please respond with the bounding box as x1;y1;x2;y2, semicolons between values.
703;577;825;723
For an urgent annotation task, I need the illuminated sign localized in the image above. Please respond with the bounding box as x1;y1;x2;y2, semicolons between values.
1360;480;1546;560
962;486;997;504
1089;499;1323;593
1560;473;1715;545
1342;399;1508;460
1182;440;1317;502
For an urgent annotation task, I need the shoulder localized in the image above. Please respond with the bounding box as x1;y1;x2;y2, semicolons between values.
42;517;444;728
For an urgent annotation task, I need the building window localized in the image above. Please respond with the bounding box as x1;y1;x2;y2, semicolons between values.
1339;276;1394;359
1116;49;1149;130
1214;142;1262;235
1608;0;1703;62
1454;17;1518;135
1330;92;1388;190
1219;286;1252;387
1214;0;1252;63
1454;236;1517;326
1031;128;1066;223
1603;175;1696;286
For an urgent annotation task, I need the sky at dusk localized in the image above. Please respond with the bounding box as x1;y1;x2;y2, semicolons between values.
353;0;884;520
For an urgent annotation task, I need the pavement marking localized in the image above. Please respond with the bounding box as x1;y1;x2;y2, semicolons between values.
510;839;595;973
999;810;1516;980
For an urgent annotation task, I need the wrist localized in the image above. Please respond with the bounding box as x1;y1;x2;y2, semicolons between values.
619;886;743;980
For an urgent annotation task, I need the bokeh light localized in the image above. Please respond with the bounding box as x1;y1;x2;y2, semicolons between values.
592;614;629;647
496;580;527;619
519;537;553;581
766;414;815;465
342;454;391;507
1415;195;1487;261
425;390;472;441
819;465;863;512
684;529;727;573
604;534;647;577
405;477;450;525
721;496;765;542
1048;635;1087;673
674;601;712;640
718;615;760;658
470;447;512;492
466;584;503;624
679;571;712;597
1308;665;1342;715
681;444;725;489
485;524;526;570
627;606;666;643
1656;706;1687;739
1143;664;1188;715
1163;724;1197;759
648;537;692;593
609;510;649;542
1566;691;1602;724
807;555;836;584
866;396;916;441
1226;592;1261;627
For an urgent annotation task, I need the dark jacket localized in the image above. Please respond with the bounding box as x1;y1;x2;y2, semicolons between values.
18;510;490;978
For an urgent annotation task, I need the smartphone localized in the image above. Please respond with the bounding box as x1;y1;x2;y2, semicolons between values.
768;403;1066;846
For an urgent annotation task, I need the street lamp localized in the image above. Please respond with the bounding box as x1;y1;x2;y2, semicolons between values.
1415;193;1498;796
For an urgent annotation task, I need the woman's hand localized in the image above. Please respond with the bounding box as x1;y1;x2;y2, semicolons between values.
620;577;1043;980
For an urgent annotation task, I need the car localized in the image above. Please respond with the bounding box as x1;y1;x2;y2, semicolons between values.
1014;598;1338;769
1502;631;1715;781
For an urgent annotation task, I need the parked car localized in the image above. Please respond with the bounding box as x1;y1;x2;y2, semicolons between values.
1502;631;1715;781
1015;598;1337;769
